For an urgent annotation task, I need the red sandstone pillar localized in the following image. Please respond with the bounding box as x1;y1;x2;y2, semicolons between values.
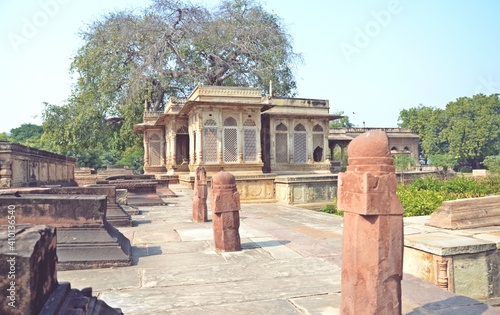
210;170;241;252
192;166;208;222
337;130;404;314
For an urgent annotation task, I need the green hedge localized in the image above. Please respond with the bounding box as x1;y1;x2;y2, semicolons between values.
322;175;500;217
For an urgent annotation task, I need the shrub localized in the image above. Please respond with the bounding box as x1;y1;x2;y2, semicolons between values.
322;175;500;217
483;156;500;174
320;198;343;216
397;175;500;216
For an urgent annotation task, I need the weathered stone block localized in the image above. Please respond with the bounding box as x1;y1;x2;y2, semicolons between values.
0;194;107;227
0;225;58;315
116;189;128;205
426;195;500;229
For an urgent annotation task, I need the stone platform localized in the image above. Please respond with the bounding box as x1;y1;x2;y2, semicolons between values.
405;215;500;304
57;184;500;314
0;193;131;270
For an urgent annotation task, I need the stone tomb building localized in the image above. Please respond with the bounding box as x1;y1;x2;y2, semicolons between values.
134;85;419;207
135;85;341;206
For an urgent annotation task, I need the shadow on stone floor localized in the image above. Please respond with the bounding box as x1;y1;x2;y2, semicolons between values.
130;245;163;265
241;240;291;249
132;219;152;226
406;296;490;314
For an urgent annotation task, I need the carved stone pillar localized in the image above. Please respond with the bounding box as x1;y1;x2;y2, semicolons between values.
256;116;263;164
189;129;195;166
196;126;203;165
192;166;208;222
172;129;177;167
210;171;241;252
161;132;166;167
288;119;294;163
218;111;223;164
307;120;313;162
338;130;404;315
437;259;449;289
144;134;150;168
0;160;13;188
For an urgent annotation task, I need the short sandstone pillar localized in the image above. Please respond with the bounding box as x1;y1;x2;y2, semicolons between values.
337;130;404;314
210;170;241;252
192;166;208;222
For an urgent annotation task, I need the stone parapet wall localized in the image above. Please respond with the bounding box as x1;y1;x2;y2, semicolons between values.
275;174;337;208
0;194;107;227
0;141;76;188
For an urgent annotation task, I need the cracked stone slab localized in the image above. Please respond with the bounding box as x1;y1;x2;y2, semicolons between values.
99;274;339;314
176;227;213;241
289;293;340;315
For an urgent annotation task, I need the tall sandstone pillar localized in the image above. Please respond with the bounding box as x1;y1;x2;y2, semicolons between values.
337;130;404;314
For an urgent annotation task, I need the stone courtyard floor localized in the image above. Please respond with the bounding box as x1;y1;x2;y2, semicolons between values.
59;184;500;314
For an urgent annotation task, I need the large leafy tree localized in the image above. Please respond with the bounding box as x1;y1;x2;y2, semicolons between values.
441;94;500;168
72;0;299;112
329;111;353;128
399;94;500;169
9;123;43;143
41;0;300;167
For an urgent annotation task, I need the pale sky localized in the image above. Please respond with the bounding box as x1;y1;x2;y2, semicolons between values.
1;0;500;133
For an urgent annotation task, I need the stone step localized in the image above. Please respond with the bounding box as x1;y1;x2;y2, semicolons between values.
105;204;132;227
56;226;131;271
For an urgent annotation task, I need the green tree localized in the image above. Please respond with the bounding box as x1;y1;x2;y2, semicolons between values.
0;132;8;141
399;94;500;169
428;154;458;179
398;105;448;159
41;0;300;163
440;94;500;168
117;146;144;171
393;154;415;182
9;123;43;145
482;156;500;174
329;111;353;128
398;104;436;136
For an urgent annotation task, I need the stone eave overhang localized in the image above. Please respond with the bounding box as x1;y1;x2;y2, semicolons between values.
262;111;343;121
328;134;355;141
177;100;273;116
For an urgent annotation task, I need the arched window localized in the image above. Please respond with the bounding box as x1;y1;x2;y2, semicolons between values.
243;119;257;162
177;126;188;134
312;124;324;162
391;146;398;151
223;117;238;162
148;133;161;166
275;123;288;163
203;119;218;163
294;123;307;163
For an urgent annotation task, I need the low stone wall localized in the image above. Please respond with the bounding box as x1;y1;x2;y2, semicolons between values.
275;174;338;209
0;194;106;227
183;173;338;206
0;141;76;188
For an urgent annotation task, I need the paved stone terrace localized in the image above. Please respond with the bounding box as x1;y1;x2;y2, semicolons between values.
59;185;500;314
